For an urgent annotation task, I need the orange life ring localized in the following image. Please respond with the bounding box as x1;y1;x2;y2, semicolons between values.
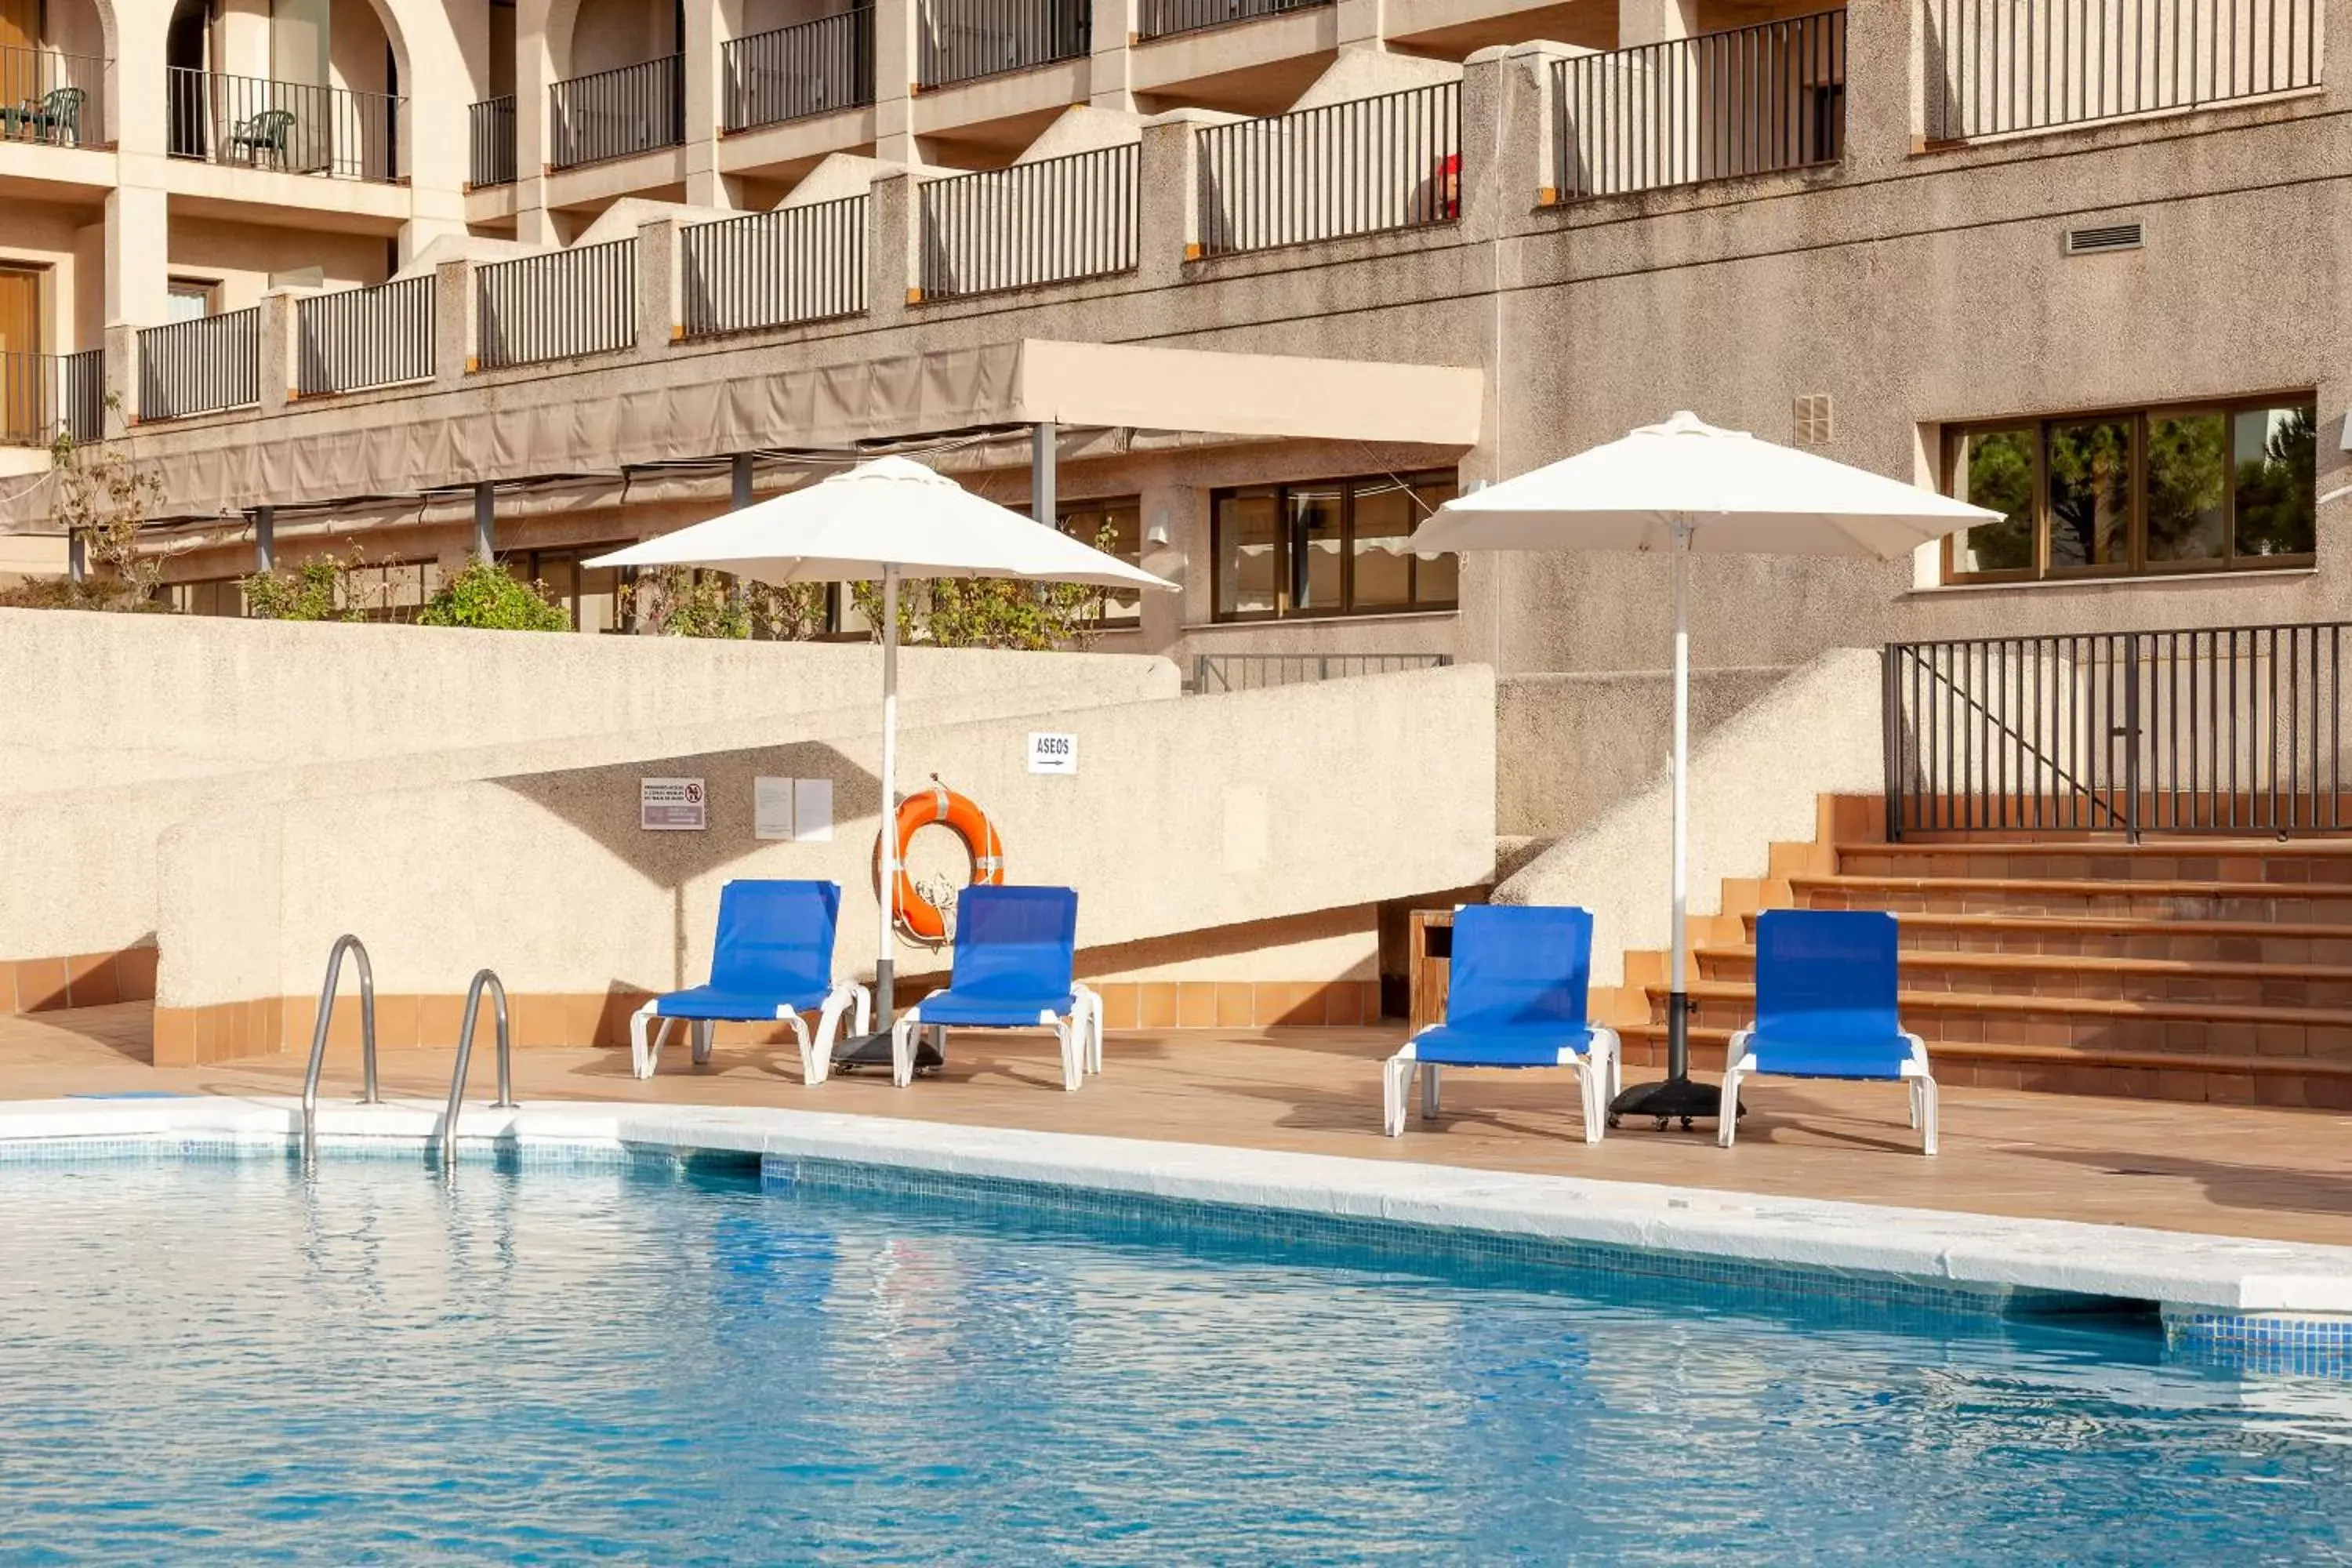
873;781;1005;945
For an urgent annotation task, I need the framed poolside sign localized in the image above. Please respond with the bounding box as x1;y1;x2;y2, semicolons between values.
640;777;707;831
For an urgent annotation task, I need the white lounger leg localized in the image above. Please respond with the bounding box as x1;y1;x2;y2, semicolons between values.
889;1009;920;1088
1073;985;1104;1074
1904;1037;1939;1156
630;1003;670;1080
1419;1062;1442;1120
1917;1076;1939;1156
1718;1035;1755;1149
1050;1010;1081;1093
1381;1051;1416;1137
783;1013;814;1085
690;1019;714;1066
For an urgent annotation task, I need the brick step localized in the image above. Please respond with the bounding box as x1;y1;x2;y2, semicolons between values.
1613;1025;2352;1108
1744;909;2352;965
1650;980;2352;1060
1693;946;2352;1010
1839;840;2352;886
1792;874;2352;924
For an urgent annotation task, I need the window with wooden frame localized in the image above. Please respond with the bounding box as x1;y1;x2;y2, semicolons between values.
1210;470;1458;622
1943;396;2318;584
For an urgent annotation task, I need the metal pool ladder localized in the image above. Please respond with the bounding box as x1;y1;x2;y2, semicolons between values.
301;935;381;1163
440;967;517;1172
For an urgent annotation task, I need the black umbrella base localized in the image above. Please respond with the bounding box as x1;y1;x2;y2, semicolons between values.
829;1029;946;1075
1606;1074;1735;1131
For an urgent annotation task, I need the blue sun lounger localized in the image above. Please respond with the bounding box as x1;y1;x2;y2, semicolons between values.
630;880;871;1085
890;885;1101;1091
1719;909;1937;1155
1383;905;1621;1145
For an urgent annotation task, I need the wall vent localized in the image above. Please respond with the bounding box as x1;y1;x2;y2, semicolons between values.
2066;222;2143;256
1792;394;1833;449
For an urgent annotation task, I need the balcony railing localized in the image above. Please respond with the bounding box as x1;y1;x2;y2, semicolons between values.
165;68;402;182
1138;0;1327;40
296;276;436;397
1553;9;1847;201
470;94;516;187
0;45;107;147
138;309;261;421
0;350;103;447
550;55;684;170
476;240;636;370
919;0;1088;88
682;197;868;337
1925;0;2320;142
1196;82;1460;256
1193;652;1454;693
919;144;1138;299
724;8;874;131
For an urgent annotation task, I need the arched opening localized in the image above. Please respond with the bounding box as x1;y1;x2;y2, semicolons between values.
165;0;211;159
160;0;409;180
0;0;111;146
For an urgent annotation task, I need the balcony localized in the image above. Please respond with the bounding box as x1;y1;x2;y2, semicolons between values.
138;310;261;422
918;144;1139;299
550;55;684;171
475;241;637;369
723;9;874;132
1196;82;1459;256
0;350;103;447
1552;10;1846;202
296;276;436;397
1138;0;1328;42
681;198;869;337
1924;0;2319;143
0;45;107;148
470;95;517;187
919;0;1088;89
165;69;403;183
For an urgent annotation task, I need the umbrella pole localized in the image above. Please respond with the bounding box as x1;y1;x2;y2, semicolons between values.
877;562;899;1029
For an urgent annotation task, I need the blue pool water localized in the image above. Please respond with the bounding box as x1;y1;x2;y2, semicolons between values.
2;1156;2349;1564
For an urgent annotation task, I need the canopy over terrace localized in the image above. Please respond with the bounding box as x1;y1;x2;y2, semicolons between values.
0;341;1486;528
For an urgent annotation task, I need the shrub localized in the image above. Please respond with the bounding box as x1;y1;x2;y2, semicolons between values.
242;557;363;622
416;558;571;631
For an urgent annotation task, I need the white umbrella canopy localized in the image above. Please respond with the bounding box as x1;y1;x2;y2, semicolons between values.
588;456;1177;1051
1409;412;2001;1126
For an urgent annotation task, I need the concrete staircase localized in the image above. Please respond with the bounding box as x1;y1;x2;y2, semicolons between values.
1608;798;2352;1109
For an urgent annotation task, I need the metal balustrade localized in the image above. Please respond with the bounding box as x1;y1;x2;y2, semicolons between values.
1193;652;1454;693
550;54;684;169
918;144;1138;299
470;94;516;186
1196;82;1460;256
137;308;261;420
724;8;874;130
475;240;637;369
1925;0;2320;142
1885;623;2350;839
165;67;401;182
0;45;107;147
919;0;1088;88
1552;10;1848;201
1138;0;1327;40
682;197;869;337
0;350;103;447
296;276;437;396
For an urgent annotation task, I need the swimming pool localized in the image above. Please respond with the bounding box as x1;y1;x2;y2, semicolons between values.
2;1153;2349;1563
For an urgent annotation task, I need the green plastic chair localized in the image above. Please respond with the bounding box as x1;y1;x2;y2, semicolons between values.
33;87;85;146
230;106;296;168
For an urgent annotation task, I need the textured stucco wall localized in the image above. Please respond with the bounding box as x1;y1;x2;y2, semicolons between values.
152;663;1497;1004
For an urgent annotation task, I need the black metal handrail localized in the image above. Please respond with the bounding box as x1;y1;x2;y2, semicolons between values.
1194;652;1454;692
1139;0;1327;40
1196;82;1460;256
1925;0;2320;142
724;8;874;131
919;0;1087;88
919;144;1138;299
0;350;102;446
165;67;402;181
296;276;436;396
470;93;516;186
137;308;261;420
1884;624;2349;839
475;239;636;369
0;45;107;147
550;54;683;169
1552;9;1847;201
682;197;868;337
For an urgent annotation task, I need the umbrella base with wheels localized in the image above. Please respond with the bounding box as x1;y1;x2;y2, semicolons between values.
1606;1074;1728;1131
829;1030;946;1075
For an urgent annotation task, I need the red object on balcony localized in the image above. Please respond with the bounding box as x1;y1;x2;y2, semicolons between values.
1434;152;1460;220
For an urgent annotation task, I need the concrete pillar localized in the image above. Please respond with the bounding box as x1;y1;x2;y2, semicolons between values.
868;170;918;318
514;0;558;245
1134;485;1188;653
1846;0;1922;171
252;506;276;573
683;0;728;204
259;292;296;413
474;482;496;560
1138;112;1206;281
1031;423;1057;526
1616;0;1697;46
1089;0;1135;110
1336;0;1385;51
433;259;477;381
102;322;138;434
872;0;921;164
103;185;169;331
636;219;681;357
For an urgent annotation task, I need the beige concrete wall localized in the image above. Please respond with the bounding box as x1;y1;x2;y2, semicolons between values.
151;662;1495;1006
1496;649;1883;985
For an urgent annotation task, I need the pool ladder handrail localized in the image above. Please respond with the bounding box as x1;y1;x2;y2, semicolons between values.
441;967;517;1171
301;935;381;1162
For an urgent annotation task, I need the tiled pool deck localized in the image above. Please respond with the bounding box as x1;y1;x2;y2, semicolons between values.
5;1000;2349;1247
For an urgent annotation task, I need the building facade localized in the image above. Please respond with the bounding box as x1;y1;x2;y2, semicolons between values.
0;0;2339;707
